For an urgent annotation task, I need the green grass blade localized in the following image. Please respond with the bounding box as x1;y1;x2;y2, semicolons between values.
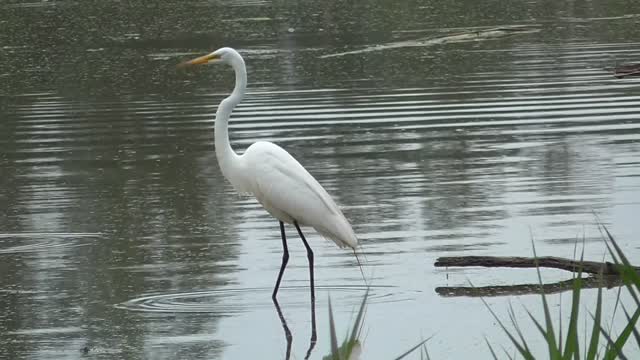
600;322;629;360
393;337;431;360
480;295;534;360
422;343;431;360
607;286;623;340
485;338;499;360
600;230;640;356
537;275;561;359
348;288;368;347
558;295;563;355
563;250;584;360
328;296;340;360
597;223;619;263
531;237;561;359
601;223;640;357
500;346;517;360
603;226;630;266
621;305;640;351
508;302;532;354
604;306;640;360
525;306;550;338
586;285;603;360
602;226;640;306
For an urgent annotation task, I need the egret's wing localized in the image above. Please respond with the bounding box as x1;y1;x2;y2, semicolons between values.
247;142;339;219
243;142;357;248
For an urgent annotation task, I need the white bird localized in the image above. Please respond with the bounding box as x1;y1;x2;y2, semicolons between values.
180;47;358;304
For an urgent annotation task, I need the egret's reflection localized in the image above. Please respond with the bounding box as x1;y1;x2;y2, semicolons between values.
272;298;292;360
272;296;317;360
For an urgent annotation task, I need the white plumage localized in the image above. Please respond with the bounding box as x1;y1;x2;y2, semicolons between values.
242;141;357;248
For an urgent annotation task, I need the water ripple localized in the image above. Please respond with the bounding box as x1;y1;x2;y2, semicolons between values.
116;285;406;314
0;233;100;254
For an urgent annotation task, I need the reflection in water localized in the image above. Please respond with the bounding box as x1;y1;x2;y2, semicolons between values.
436;275;623;297
273;298;293;360
273;295;318;360
116;285;382;313
2;0;640;359
0;233;99;254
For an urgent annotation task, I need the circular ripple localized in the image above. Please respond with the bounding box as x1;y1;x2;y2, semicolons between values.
115;285;411;314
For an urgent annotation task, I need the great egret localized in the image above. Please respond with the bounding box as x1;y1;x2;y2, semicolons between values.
180;48;358;306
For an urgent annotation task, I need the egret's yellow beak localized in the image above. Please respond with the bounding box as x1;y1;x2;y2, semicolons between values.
178;53;219;68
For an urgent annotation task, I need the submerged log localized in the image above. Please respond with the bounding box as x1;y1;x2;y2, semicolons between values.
434;256;637;275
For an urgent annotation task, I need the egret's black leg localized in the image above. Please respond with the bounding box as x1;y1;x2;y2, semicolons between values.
272;221;289;301
294;221;317;359
294;221;315;303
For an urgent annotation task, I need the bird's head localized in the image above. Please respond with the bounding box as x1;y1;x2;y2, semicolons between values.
179;47;243;68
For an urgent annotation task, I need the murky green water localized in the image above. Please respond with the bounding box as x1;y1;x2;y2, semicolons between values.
2;1;640;359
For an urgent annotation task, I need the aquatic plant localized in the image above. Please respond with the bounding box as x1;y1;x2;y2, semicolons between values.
484;225;640;359
326;225;638;359
324;289;429;360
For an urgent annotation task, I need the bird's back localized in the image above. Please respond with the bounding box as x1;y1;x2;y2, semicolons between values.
239;141;357;249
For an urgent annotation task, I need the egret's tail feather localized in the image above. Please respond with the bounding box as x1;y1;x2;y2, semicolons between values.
316;220;367;284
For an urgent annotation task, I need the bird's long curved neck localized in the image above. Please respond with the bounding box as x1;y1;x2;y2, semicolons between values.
215;58;247;176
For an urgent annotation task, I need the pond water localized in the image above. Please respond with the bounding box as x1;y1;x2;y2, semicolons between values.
2;0;640;359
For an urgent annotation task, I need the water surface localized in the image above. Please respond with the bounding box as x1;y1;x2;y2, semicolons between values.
2;1;640;359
